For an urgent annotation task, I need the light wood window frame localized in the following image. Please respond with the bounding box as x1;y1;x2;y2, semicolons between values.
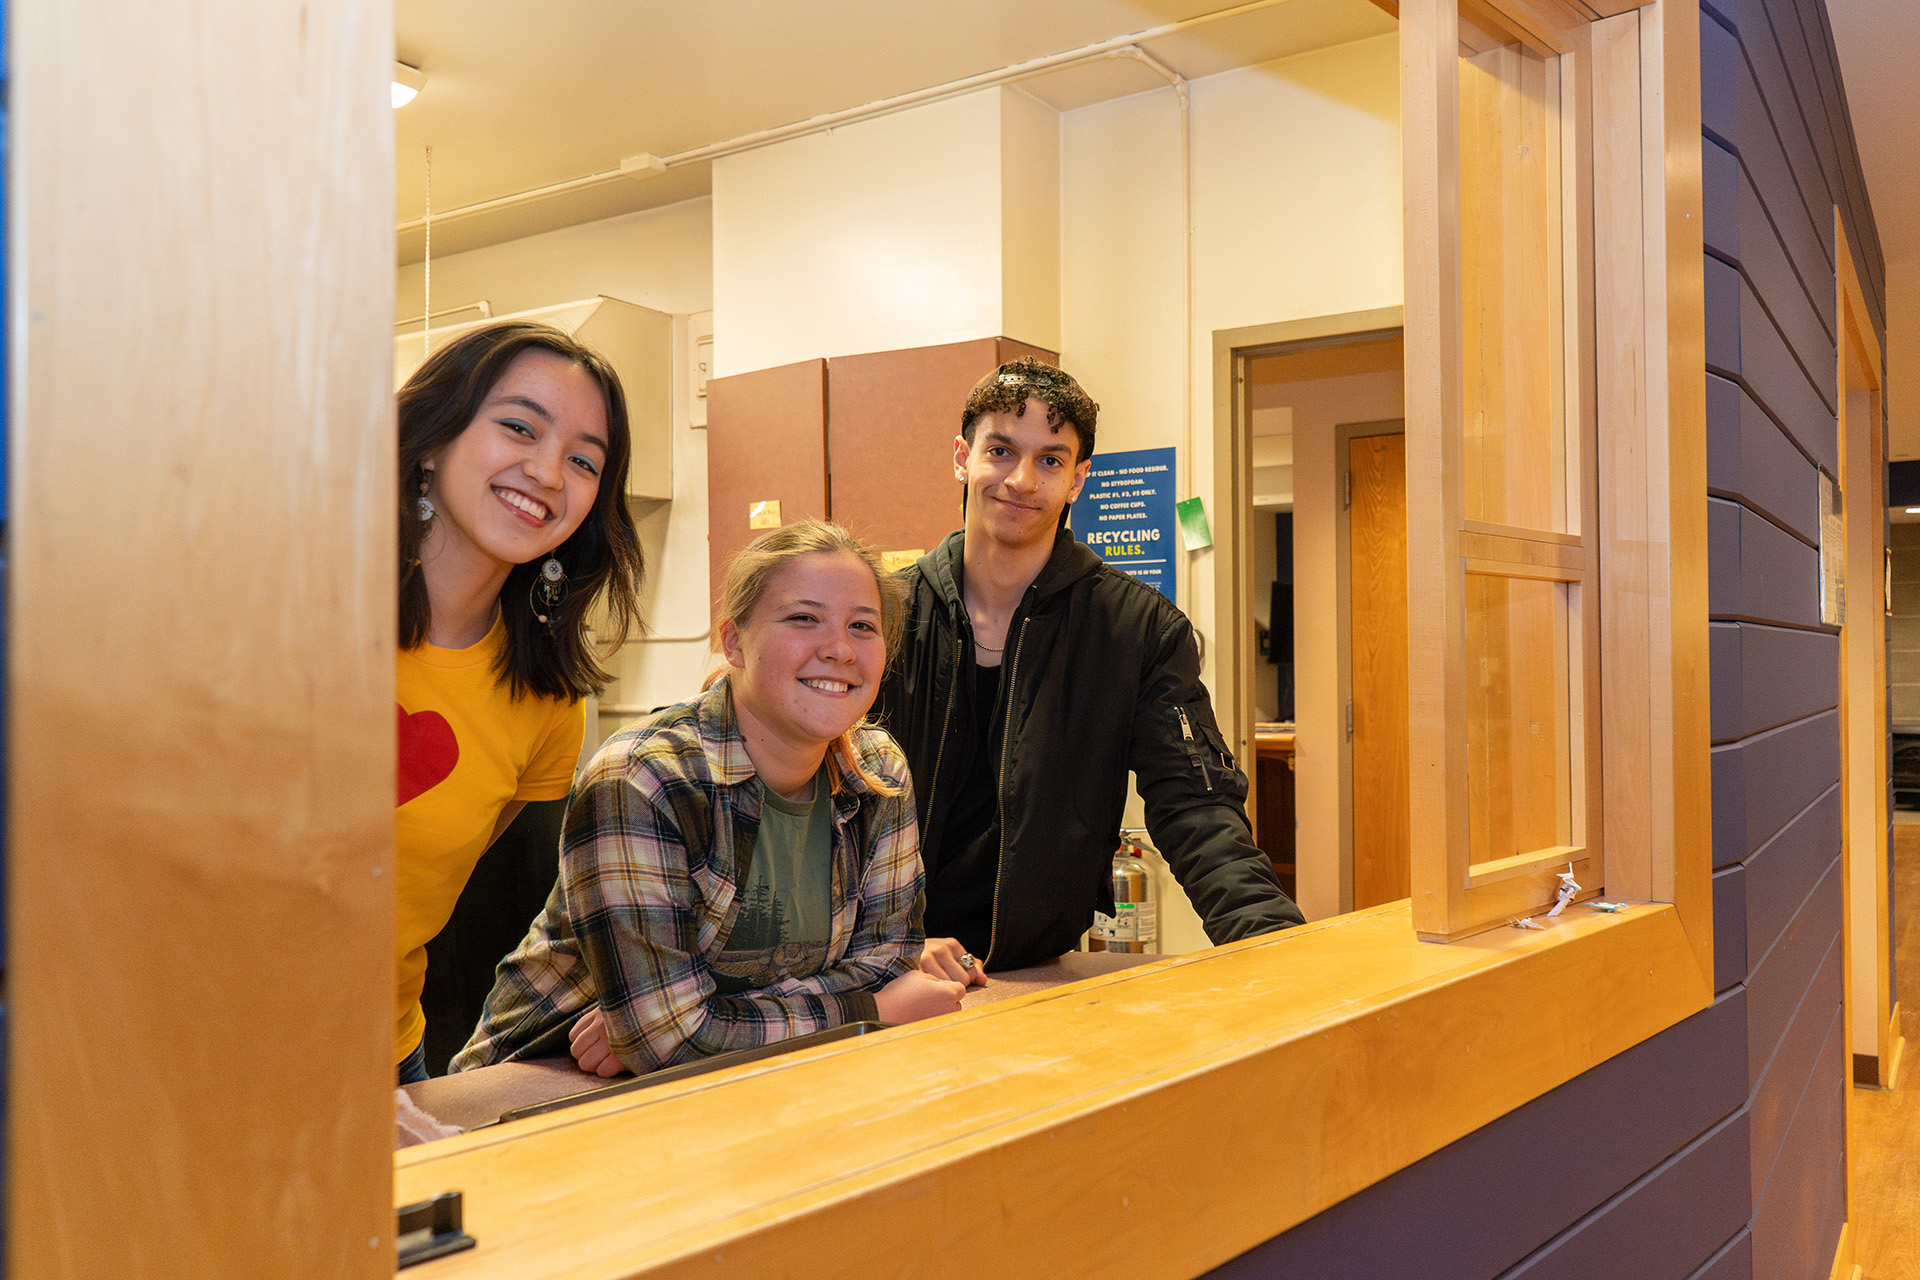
1834;213;1887;1275
1408;0;1605;940
1404;0;1710;950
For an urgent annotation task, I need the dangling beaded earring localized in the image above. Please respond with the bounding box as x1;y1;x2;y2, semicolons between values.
416;469;436;523
531;555;567;625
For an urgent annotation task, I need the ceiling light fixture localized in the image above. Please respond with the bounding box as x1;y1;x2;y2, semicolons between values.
392;62;427;109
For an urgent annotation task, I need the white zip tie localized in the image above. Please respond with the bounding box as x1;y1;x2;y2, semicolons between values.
1546;864;1582;917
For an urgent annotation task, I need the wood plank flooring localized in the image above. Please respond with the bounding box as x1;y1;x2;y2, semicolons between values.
1850;819;1920;1278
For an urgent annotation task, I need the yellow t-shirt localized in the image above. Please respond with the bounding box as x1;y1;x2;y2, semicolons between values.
394;615;584;1064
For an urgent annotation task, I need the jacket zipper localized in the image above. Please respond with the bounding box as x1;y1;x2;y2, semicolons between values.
983;614;1029;968
1176;706;1214;793
921;628;962;855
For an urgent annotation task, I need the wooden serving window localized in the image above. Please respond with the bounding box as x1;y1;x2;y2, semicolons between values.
13;0;1716;1271
382;0;1714;1266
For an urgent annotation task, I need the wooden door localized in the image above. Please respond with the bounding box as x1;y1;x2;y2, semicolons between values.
1350;432;1411;908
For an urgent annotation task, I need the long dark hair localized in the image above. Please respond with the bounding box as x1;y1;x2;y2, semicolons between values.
397;321;645;701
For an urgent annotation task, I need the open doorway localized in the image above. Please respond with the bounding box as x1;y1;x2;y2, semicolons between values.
1214;311;1403;921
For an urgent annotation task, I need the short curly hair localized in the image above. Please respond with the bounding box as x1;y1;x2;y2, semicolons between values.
959;357;1099;462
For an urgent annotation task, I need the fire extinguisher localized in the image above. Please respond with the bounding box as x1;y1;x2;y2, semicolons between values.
1089;829;1158;953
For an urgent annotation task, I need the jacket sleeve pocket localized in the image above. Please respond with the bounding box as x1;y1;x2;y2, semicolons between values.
1190;715;1248;803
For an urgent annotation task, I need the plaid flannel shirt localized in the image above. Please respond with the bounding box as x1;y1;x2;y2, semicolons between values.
452;677;924;1075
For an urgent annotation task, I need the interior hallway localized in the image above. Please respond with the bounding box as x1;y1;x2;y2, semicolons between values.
1851;817;1920;1278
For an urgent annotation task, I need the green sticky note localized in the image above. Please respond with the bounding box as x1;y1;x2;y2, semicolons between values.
1176;497;1212;550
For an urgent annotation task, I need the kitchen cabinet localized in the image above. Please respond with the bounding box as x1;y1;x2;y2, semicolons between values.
826;336;1056;560
705;358;830;597
706;337;1056;598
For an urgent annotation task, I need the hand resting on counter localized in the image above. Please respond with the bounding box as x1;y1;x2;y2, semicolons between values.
873;969;966;1021
918;936;990;987
569;1006;627;1079
567;968;965;1078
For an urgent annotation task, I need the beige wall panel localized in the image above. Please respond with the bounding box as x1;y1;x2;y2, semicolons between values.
9;1;396;1276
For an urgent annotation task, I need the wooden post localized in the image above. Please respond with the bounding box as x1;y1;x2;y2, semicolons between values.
9;1;396;1275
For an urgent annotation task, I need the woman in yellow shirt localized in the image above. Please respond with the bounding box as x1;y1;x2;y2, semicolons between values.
392;321;643;1083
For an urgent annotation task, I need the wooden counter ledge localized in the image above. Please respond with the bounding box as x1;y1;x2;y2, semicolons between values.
402;952;1163;1132
395;899;1707;1279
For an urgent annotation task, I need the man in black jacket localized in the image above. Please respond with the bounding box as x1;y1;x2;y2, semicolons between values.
874;358;1304;983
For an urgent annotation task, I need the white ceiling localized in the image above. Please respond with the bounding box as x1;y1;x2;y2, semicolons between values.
1825;0;1917;463
393;0;1395;261
395;0;1917;462
1827;0;1915;275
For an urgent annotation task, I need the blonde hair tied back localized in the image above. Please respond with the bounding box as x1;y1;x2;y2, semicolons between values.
707;520;907;796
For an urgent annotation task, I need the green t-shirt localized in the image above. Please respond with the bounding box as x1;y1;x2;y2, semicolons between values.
709;774;834;995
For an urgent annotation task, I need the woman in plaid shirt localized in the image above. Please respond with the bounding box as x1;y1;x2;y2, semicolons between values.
455;521;965;1077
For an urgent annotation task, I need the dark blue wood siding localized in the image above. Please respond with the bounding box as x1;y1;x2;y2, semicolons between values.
1206;1;1879;1276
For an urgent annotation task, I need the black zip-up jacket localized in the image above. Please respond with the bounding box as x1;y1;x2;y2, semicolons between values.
873;529;1305;971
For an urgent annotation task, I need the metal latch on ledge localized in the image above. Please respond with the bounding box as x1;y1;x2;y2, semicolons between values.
398;1191;475;1269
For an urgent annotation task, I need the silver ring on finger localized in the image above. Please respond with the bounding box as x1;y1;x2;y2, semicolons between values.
959;953;977;970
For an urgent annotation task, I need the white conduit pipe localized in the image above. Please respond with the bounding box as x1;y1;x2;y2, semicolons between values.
392;300;493;329
1110;47;1197;611
394;0;1286;235
624;629;713;645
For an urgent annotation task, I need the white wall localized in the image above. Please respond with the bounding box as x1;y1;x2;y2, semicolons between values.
1064;33;1402;923
1061;88;1190;458
712;86;1061;376
395;198;719;723
1063;32;1401;667
396;198;712;324
1888;254;1919;462
1190;33;1403;675
1002;87;1064;356
1283;367;1404;919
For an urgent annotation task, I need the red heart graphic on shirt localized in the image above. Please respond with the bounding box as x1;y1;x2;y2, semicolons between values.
396;704;459;806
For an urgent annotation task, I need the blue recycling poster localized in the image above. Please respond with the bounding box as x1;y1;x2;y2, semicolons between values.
1070;446;1176;600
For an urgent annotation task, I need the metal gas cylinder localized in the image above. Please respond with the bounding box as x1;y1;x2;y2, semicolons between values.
1089;829;1158;953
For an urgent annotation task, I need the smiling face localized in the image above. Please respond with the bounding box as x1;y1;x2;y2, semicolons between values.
954;396;1093;553
720;550;887;764
420;348;609;580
